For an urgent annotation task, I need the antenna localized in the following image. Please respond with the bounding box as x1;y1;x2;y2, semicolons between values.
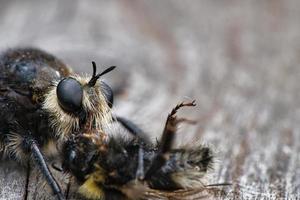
88;61;116;87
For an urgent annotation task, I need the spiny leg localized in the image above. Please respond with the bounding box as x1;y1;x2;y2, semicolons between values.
135;147;145;180
144;100;196;180
114;116;144;137
25;138;65;200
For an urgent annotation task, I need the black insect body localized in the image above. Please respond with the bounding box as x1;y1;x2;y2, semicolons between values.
63;101;215;200
0;48;116;200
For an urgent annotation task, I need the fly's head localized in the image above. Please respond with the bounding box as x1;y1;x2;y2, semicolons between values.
43;62;115;139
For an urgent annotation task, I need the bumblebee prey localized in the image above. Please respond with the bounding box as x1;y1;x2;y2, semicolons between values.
63;100;215;200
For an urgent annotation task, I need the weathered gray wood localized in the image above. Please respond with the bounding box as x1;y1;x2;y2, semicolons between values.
0;0;300;199
0;160;27;200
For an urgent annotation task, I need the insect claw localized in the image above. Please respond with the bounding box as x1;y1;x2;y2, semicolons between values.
170;100;197;116
182;100;196;107
175;118;197;125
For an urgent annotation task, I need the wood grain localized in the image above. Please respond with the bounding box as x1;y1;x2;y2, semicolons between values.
0;0;300;199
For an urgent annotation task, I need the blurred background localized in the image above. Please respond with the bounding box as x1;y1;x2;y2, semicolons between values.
0;0;300;199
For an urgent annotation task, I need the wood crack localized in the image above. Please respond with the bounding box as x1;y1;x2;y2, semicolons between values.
23;161;31;200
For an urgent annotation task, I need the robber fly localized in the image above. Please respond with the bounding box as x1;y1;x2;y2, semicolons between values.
62;101;218;200
0;48;131;200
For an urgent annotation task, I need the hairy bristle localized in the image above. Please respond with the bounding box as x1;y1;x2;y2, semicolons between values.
3;132;28;163
43;75;112;139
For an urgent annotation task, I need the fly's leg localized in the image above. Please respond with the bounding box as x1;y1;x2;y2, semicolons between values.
24;137;65;200
114;116;150;144
114;116;144;137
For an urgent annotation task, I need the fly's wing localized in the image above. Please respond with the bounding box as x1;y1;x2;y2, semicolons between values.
0;48;71;104
142;187;226;200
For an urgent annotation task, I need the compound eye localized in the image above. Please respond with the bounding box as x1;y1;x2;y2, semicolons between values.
57;78;83;113
101;82;113;108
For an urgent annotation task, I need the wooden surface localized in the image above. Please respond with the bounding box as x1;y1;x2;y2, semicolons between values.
0;0;300;199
